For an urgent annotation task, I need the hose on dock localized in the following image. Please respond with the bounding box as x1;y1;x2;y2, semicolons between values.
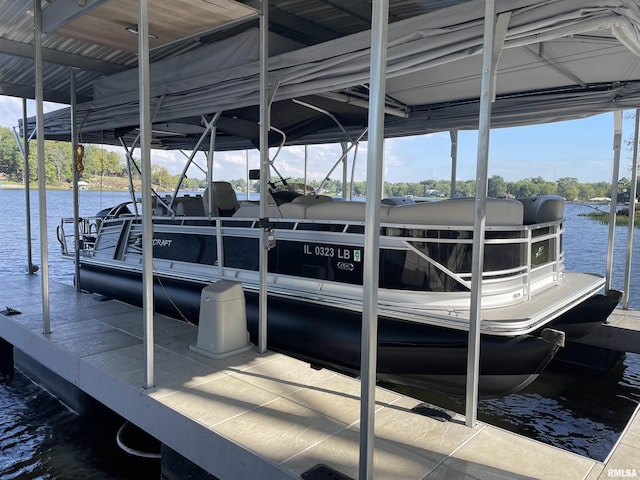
116;421;161;459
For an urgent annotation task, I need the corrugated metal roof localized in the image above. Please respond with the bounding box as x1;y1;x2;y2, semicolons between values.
0;0;473;105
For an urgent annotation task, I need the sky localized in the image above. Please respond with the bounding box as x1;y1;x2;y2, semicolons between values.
1;95;636;185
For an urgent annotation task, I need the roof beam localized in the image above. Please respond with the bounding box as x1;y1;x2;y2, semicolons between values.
0;81;91;104
42;0;110;33
318;0;399;24
522;44;587;88
240;1;340;43
0;38;128;74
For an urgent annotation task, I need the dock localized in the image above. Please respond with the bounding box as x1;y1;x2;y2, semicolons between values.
1;273;639;479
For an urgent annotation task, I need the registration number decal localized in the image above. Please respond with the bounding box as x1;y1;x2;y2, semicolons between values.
303;244;361;262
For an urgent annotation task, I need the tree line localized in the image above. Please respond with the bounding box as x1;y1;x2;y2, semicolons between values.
262;176;625;202
0;126;632;201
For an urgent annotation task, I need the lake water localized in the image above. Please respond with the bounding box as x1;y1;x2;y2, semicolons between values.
0;189;639;478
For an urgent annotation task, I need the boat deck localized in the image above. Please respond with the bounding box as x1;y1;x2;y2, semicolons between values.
479;272;605;333
0;274;638;479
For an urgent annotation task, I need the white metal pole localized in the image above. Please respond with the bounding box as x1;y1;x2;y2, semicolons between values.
465;0;498;428
139;0;155;389
304;145;308;193
71;69;81;292
359;0;388;478
623;110;639;309
246;150;250;200
341;142;348;200
34;0;50;333
258;0;270;354
606;111;623;292
450;130;458;198
22;99;35;275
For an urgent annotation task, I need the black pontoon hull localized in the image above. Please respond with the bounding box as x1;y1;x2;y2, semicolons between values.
75;264;592;397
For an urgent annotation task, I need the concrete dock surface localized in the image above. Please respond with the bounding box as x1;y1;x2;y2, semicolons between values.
0;274;638;479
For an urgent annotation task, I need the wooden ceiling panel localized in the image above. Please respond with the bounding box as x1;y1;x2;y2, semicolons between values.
54;0;256;52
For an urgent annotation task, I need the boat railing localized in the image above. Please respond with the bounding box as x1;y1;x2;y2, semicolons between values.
62;194;565;310
57;216;101;257
195;215;563;308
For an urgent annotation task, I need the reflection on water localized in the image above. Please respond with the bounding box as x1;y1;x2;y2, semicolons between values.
0;191;639;474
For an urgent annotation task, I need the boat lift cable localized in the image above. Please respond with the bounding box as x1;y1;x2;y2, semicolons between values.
152;266;195;325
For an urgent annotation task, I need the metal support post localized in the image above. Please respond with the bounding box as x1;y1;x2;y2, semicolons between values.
34;0;50;333
341;142;348;200
359;0;388;477
623;110;639;309
22;99;35;275
258;0;270;354
71;69;81;291
465;1;510;428
138;0;154;389
606;111;623;292
450;130;458;198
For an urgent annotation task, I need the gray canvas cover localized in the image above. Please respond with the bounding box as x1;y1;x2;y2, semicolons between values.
24;0;640;149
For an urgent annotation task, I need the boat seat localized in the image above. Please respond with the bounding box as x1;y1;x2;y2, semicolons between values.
263;196;525;226
305;201;392;221
279;195;333;219
233;203;283;218
204;181;241;217
382;196;416;206
519;195;565;224
233;192;283;218
385;197;523;226
174;195;205;216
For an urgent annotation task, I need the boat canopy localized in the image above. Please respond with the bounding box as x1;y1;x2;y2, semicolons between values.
22;0;640;150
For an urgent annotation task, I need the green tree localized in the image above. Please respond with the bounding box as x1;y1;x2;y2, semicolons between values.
488;175;507;197
0;126;24;180
45;142;72;184
556;177;579;200
512;179;539;198
82;144;125;177
151;164;173;191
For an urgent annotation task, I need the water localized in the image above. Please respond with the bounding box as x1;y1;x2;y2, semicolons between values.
0;190;639;477
390;201;640;461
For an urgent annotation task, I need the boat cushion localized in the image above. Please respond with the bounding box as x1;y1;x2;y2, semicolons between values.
302;197;523;226
280;195;334;219
233;201;283;218
305;201;393;221
386;198;523;226
519;195;565;224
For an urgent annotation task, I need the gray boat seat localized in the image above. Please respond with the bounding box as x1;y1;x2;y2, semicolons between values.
385;197;523;226
519;195;565;224
233;191;283;218
204;181;241;217
174;195;205;216
279;195;333;219
305;201;392;221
